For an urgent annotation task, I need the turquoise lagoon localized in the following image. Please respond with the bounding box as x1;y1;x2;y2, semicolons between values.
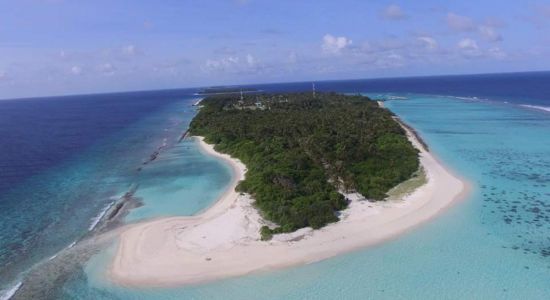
125;137;232;223
56;94;550;299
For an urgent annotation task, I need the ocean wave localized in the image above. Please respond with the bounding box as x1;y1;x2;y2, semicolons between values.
49;240;77;261
192;98;203;106
520;104;550;112
0;281;22;300
88;201;116;231
67;241;77;249
446;95;489;102
387;95;408;100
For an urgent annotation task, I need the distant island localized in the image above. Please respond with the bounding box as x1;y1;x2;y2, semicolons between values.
190;92;419;239
196;87;259;95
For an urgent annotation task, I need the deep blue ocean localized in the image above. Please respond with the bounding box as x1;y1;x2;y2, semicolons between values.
0;72;549;299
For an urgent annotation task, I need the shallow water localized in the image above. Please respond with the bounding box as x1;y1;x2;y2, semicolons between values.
125;138;232;222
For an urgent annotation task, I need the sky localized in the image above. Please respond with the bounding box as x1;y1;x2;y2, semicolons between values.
0;0;549;99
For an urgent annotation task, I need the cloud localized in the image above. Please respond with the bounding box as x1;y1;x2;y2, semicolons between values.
417;36;438;50
487;47;507;59
246;54;256;66
478;25;503;42
447;13;476;31
151;58;192;77
375;53;405;68
56;45;143;66
383;4;407;20
458;38;479;50
322;34;352;54
122;45;137;56
449;37;508;60
204;56;239;71
202;53;269;75
457;38;484;58
447;13;503;42
97;63;116;76
310;34;456;75
70;65;82;75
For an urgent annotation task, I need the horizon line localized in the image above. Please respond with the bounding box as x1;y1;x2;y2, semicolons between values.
1;69;549;102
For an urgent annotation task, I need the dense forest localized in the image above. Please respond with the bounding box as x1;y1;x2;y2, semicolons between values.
189;92;419;239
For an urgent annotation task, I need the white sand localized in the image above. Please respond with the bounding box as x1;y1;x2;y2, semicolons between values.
109;131;468;287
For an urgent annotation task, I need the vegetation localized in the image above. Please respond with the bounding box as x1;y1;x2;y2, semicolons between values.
386;167;427;201
189;92;419;237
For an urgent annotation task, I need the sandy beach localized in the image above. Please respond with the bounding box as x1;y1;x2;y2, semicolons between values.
109;128;468;287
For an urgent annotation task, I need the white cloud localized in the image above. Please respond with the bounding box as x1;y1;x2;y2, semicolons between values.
383;4;406;20
151;58;192;77
70;65;82;75
322;34;352;54
447;13;503;43
376;53;405;68
97;63;116;76
487;47;507;59
457;38;484;58
203;53;267;75
454;38;508;60
417;36;438;50
246;54;256;66
479;25;503;42
447;13;476;31
122;45;137;56
458;38;479;50
204;56;241;72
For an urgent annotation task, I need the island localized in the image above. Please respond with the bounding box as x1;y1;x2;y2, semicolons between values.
189;93;419;239
109;92;467;287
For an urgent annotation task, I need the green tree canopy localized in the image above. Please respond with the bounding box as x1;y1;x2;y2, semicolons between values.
190;92;419;238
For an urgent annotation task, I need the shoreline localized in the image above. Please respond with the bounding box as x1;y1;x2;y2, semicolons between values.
109;128;468;287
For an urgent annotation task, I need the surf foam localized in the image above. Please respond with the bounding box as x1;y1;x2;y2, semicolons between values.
0;282;22;300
